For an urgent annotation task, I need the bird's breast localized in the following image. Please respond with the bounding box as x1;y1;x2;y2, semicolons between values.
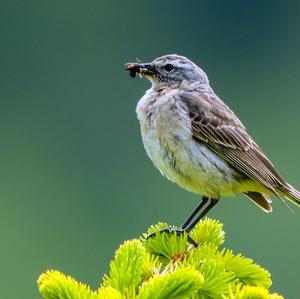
136;90;239;198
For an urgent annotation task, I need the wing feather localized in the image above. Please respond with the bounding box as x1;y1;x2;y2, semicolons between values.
179;91;285;192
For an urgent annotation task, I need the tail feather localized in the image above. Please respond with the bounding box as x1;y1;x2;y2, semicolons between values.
244;192;272;213
278;183;300;207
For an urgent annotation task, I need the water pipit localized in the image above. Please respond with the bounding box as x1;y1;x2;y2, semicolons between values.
126;54;300;243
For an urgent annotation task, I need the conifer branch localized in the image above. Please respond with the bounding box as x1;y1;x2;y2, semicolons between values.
37;218;284;299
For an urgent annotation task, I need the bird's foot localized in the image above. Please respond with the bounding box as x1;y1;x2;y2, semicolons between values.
146;227;198;248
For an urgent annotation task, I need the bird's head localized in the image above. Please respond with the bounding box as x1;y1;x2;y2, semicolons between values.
125;54;208;88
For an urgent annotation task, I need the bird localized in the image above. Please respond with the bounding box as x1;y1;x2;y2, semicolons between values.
125;54;300;239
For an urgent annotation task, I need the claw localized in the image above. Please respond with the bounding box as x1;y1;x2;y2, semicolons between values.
147;227;198;248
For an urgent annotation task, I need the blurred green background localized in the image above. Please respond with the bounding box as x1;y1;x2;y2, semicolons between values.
0;1;300;298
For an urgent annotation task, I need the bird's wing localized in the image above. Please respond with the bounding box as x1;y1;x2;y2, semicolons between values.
179;91;285;192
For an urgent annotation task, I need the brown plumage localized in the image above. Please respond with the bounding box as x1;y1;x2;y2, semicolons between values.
179;90;300;211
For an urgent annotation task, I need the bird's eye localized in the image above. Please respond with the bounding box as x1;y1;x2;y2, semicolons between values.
164;63;174;72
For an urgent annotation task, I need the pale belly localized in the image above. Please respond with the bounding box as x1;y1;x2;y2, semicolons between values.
140;124;241;199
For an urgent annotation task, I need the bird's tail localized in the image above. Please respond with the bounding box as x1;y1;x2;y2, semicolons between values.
278;183;300;208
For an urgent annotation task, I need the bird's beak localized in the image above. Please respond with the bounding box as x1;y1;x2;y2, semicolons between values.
125;63;156;78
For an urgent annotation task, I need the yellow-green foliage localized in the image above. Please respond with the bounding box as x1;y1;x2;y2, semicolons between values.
38;270;94;299
37;218;283;299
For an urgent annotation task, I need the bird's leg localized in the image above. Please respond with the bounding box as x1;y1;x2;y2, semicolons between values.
146;197;218;248
181;196;209;230
185;198;219;233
